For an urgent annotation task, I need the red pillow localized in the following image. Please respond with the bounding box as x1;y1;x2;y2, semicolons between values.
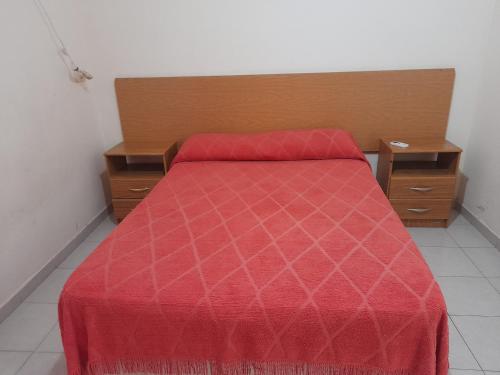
172;128;367;165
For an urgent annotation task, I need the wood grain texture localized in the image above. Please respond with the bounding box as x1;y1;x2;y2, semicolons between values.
401;219;448;228
112;199;141;221
110;178;162;199
389;176;456;199
115;69;455;151
104;143;176;221
390;199;453;220
376;138;461;227
105;142;173;157
376;141;393;194
381;138;462;154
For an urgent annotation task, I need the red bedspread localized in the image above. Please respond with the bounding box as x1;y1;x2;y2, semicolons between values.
59;130;448;375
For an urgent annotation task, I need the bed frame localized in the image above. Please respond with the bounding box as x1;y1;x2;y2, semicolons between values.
115;68;455;152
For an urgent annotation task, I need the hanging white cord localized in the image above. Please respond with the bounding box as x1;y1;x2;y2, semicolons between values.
33;0;93;80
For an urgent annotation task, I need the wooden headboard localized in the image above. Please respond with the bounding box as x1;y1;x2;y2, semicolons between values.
115;68;455;151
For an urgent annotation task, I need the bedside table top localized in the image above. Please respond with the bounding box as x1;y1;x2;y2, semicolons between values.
380;138;462;154
104;142;174;157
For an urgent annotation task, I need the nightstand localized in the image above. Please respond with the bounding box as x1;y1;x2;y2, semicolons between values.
105;142;177;222
376;139;462;227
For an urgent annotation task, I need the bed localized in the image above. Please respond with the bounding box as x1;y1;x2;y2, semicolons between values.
59;129;448;375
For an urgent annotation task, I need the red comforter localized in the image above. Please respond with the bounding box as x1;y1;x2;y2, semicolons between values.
59;129;448;375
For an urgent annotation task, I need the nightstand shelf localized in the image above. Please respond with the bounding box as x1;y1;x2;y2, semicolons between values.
392;161;456;177
376;139;462;227
108;163;165;179
105;142;177;222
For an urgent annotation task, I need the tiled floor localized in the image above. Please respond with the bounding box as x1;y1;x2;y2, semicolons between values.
0;214;499;374
0;216;116;375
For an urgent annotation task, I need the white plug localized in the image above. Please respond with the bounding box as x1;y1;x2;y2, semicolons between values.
35;0;93;84
61;48;93;82
74;67;93;80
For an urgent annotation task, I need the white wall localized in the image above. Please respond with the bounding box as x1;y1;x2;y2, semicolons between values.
1;0;499;310
0;1;107;307
461;1;500;236
84;0;496;155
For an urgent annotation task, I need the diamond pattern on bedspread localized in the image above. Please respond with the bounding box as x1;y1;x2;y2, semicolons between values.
172;128;369;164
60;158;448;375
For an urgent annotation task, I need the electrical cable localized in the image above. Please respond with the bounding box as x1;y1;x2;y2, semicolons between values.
33;0;93;81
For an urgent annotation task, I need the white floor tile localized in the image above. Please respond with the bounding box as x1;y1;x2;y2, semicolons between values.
453;316;500;371
25;269;73;304
16;352;66;375
408;228;457;247
449;318;481;370
85;216;116;243
438;277;500;316
463;248;500;277
489;278;500;293
37;324;63;353
449;370;484;375
447;225;494;248
59;241;97;269
448;211;471;227
0;304;57;351
0;351;31;375
419;247;481;277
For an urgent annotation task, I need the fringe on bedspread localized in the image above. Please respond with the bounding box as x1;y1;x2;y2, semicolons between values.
70;360;411;375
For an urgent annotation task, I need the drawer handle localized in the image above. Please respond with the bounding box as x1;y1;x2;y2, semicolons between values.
407;208;432;213
128;187;150;192
410;187;433;192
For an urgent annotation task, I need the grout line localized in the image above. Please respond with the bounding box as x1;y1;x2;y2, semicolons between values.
14;322;60;374
34;322;59;354
445;245;484;278
446;224;495;249
447;313;500;318
448;231;466;248
439;233;497;373
487;278;500;294
459;247;500;298
22;302;58;305
415;245;461;248
449;369;485;374
8;220;114;373
449;314;500;318
460;247;500;250
449;245;497;248
449;316;485;372
456;204;499;250
13;350;33;375
8;222;111;373
437;275;485;278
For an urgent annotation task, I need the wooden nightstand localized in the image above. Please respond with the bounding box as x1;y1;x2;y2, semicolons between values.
105;142;177;222
376;139;462;227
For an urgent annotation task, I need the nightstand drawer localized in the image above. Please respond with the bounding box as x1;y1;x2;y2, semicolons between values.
390;199;453;220
110;178;161;199
112;199;141;220
389;176;456;199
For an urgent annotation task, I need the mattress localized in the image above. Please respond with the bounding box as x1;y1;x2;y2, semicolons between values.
59;129;448;375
